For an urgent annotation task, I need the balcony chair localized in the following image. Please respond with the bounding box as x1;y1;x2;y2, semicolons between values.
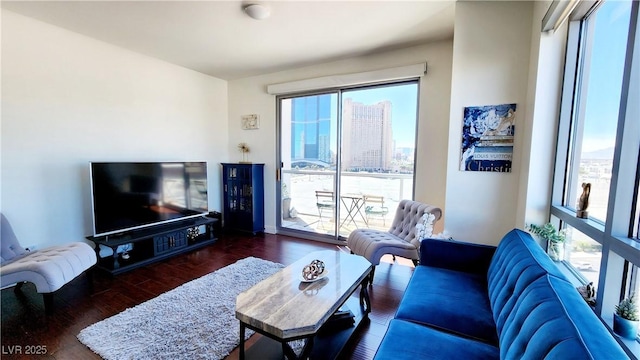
363;195;389;226
346;200;442;285
0;213;97;314
315;190;335;227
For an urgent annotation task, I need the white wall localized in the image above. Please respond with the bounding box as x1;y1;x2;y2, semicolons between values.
516;1;568;231
1;11;229;248
228;41;453;234
446;1;534;244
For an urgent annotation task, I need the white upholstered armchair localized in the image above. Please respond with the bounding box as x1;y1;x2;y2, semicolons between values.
1;213;96;314
346;200;442;284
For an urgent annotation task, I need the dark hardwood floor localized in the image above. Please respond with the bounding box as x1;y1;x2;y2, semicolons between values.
1;233;415;359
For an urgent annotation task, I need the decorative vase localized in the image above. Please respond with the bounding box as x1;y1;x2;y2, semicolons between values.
282;198;292;219
547;242;564;261
614;313;639;340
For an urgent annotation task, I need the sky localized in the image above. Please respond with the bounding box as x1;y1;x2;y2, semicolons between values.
581;0;631;153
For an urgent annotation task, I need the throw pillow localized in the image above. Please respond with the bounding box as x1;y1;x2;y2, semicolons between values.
415;212;436;241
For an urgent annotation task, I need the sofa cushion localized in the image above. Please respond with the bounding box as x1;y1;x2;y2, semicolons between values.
500;275;628;359
388;200;442;248
395;265;497;344
487;229;569;335
374;319;499;360
420;238;496;275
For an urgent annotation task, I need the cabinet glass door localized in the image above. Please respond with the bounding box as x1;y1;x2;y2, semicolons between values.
224;164;253;230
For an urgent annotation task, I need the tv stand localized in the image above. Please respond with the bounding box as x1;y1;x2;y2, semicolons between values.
86;216;218;275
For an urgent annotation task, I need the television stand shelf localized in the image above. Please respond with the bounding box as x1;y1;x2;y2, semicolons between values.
86;216;218;275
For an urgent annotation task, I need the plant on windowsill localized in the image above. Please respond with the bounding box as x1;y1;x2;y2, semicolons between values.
614;294;639;340
526;222;566;261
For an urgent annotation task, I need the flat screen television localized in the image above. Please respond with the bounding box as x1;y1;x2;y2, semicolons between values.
90;162;209;237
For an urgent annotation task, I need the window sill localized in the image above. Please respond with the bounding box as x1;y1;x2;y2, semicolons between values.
601;313;640;359
555;259;588;287
553;260;639;358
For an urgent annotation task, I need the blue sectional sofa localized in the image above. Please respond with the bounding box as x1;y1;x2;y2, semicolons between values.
374;229;628;359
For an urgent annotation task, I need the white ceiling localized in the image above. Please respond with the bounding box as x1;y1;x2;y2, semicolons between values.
1;1;455;80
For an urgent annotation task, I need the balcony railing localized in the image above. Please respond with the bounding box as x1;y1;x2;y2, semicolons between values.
280;169;414;238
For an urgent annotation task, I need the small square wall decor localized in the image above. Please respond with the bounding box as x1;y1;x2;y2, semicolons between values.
460;103;516;173
241;114;260;130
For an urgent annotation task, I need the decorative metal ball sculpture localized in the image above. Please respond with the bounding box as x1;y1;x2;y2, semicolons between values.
302;259;325;281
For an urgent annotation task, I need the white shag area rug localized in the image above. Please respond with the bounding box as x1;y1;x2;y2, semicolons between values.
78;257;285;360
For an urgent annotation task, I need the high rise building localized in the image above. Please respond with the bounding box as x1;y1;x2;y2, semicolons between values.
290;95;332;166
342;98;393;171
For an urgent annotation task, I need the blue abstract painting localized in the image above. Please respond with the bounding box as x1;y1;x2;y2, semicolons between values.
460;103;516;172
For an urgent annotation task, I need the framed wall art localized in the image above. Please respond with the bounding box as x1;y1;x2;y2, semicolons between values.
460;103;516;173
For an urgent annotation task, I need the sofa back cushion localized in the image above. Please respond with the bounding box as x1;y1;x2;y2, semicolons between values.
1;213;27;264
388;200;442;248
487;229;568;334
500;275;628;359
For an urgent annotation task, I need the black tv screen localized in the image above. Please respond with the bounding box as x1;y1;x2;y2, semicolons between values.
90;162;208;237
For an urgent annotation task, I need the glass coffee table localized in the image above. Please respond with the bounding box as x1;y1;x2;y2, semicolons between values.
235;250;372;360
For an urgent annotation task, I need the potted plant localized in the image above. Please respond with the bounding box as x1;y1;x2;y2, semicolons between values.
614;294;640;340
526;222;566;261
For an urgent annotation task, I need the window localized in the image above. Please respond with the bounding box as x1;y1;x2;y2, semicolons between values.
564;224;602;286
561;0;631;223
551;0;639;343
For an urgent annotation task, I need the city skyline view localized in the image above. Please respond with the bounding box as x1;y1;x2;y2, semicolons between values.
279;82;420;238
286;82;419;171
342;83;419;149
566;0;631;226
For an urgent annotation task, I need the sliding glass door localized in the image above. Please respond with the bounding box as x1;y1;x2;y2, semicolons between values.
277;81;419;242
279;92;339;238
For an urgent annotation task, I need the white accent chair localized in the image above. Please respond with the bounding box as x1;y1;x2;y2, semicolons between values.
347;200;442;284
0;213;97;314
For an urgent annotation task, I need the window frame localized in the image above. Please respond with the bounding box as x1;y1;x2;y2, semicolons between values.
275;79;421;243
551;0;640;325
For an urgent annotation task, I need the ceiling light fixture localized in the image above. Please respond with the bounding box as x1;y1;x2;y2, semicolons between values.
244;4;271;20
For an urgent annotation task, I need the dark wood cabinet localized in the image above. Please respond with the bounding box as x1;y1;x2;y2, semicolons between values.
222;163;264;234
